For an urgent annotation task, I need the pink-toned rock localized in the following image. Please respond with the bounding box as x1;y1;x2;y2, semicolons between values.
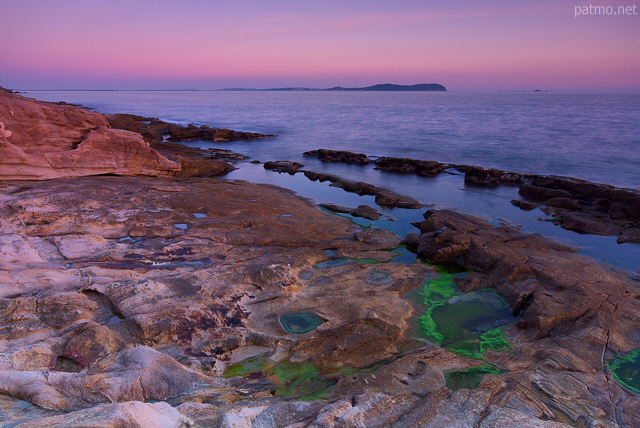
0;91;180;180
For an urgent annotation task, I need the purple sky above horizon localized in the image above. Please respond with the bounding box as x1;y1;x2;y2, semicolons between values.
1;0;639;91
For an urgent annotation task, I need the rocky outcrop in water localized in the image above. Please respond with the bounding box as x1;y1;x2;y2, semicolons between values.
263;160;304;174
374;157;450;177
300;150;640;242
106;113;275;143
303;170;424;209
304;149;370;165
320;203;382;220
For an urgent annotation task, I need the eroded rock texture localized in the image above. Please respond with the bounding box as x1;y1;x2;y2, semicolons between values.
407;209;640;427
0;91;181;180
1;175;639;426
0;177;435;426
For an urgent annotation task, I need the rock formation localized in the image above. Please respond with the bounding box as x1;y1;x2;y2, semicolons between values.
2;173;639;426
304;149;370;165
106;113;275;143
2;96;640;426
298;150;640;242
0;91;181;180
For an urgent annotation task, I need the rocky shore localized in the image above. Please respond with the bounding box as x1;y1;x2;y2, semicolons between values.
304;150;640;243
1;90;640;427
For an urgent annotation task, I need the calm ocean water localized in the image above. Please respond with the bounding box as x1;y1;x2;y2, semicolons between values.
26;90;640;190
23;90;640;270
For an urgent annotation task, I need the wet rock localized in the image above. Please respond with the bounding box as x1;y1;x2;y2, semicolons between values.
510;199;540;211
543;197;583;211
405;208;640;426
464;166;525;187
302;171;423;209
320;203;382;220
373;156;449;176
107;113;274;143
560;214;621;236
303;149;370;165
618;229;640;244
263;161;303;174
519;184;574;201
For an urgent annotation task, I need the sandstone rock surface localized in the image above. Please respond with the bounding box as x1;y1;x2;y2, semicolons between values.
2;174;639;426
0;91;182;180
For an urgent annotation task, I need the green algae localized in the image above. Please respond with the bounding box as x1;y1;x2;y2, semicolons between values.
608;348;640;394
446;326;512;360
223;357;272;378
431;262;468;275
408;269;515;362
445;365;503;391
415;274;459;343
479;327;512;353
224;357;389;401
279;313;324;334
272;361;332;399
431;293;513;345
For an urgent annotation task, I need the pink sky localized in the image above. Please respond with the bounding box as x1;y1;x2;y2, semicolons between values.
1;0;639;90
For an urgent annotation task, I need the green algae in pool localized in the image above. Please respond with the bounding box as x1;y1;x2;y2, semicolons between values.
608;348;640;394
408;270;516;360
445;365;503;391
431;291;514;344
280;313;324;334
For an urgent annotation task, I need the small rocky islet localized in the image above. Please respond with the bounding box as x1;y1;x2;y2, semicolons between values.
1;87;640;427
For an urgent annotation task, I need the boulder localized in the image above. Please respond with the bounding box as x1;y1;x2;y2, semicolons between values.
0;91;180;180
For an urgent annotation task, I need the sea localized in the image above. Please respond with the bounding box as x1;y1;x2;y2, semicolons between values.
24;90;640;271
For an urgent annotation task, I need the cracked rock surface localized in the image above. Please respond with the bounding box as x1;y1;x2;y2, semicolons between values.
0;177;639;426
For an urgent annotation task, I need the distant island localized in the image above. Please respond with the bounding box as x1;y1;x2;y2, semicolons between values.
218;83;446;92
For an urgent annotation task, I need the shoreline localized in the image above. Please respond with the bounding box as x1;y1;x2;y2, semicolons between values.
1;89;640;426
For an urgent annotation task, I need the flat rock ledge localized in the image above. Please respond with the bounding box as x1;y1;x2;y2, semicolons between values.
1;175;640;426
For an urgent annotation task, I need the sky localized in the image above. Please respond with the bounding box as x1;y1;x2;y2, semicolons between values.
1;0;639;91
